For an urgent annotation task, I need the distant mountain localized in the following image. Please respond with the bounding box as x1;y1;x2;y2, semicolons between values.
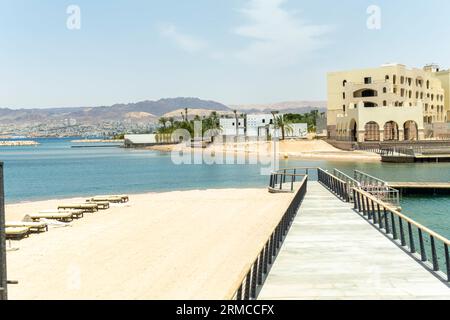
0;98;231;125
231;101;327;114
0;98;327;127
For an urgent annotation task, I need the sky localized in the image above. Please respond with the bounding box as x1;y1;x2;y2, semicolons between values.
1;0;450;108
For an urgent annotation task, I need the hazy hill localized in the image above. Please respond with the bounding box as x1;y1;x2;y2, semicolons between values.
0;98;230;125
231;101;327;114
0;98;327;126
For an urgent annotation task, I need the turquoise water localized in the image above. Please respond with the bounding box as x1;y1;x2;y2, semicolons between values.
1;138;449;239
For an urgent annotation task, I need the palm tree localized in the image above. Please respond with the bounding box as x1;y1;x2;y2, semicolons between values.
158;117;168;130
168;117;175;128
184;108;189;122
274;115;293;140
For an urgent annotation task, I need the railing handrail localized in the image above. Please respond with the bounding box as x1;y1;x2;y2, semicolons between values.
318;168;347;185
354;169;387;186
354;187;450;246
227;176;308;300
333;169;361;188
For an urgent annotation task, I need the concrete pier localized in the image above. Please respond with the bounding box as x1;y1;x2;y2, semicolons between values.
258;182;450;300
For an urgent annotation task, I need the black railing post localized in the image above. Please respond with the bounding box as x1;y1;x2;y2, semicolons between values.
250;260;258;299
236;285;243;300
430;236;439;272
399;217;406;246
0;162;6;301
377;204;383;229
361;195;367;216
384;208;390;233
391;211;398;240
257;250;264;285
244;272;251;300
408;223;416;254
445;244;450;282
419;229;427;262
353;189;357;209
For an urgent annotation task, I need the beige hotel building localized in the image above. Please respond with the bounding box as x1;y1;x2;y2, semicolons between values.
327;64;450;142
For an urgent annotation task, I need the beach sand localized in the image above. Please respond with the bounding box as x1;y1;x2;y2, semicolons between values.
6;188;296;300
148;140;380;162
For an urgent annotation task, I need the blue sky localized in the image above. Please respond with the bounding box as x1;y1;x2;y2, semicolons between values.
1;0;450;108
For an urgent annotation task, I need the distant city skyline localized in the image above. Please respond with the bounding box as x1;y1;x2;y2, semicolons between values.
1;0;450;108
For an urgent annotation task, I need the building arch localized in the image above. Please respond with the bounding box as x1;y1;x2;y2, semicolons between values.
353;88;378;98
364;122;380;142
384;121;399;141
404;121;418;141
349;119;357;142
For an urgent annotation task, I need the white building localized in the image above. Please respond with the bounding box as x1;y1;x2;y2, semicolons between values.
246;114;275;137
220;114;308;139
219;118;245;136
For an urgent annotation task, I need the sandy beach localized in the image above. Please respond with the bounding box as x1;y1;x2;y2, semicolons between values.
5;187;296;300
148;140;380;162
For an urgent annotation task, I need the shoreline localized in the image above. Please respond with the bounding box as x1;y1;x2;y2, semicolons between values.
147;140;381;162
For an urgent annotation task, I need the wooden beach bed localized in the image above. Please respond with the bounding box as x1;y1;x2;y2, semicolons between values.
6;227;30;240
58;203;99;212
92;195;129;203
85;200;110;209
38;209;84;220
6;221;48;233
30;211;75;222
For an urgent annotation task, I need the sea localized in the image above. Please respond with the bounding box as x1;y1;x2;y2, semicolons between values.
1;137;449;240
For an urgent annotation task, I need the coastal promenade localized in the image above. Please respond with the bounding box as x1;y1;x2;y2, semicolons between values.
258;181;450;300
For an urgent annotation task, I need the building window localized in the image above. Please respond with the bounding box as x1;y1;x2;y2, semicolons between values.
383;100;387;106
393;75;397;84
343;105;346;112
364;77;372;84
385;75;390;81
262;119;265;124
383;87;387;93
343;80;347;87
427;80;430;89
343;92;346;99
400;76;404;84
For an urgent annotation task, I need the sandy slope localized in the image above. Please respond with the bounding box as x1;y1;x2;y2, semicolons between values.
6;188;295;300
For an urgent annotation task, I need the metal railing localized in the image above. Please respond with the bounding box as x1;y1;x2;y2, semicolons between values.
229;176;308;300
269;167;316;193
361;185;401;208
333;169;361;201
354;170;386;187
353;170;400;208
353;188;450;282
0;162;6;300
318;168;349;202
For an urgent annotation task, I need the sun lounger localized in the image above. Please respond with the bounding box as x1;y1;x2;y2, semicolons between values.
85;200;110;209
39;209;85;219
5;227;30;240
57;203;98;212
30;211;75;222
89;196;123;204
6;221;48;233
94;195;129;203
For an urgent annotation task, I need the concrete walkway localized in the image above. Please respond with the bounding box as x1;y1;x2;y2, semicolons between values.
259;182;450;300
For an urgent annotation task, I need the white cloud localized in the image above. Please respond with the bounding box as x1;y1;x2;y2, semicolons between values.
234;0;332;66
159;24;207;54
